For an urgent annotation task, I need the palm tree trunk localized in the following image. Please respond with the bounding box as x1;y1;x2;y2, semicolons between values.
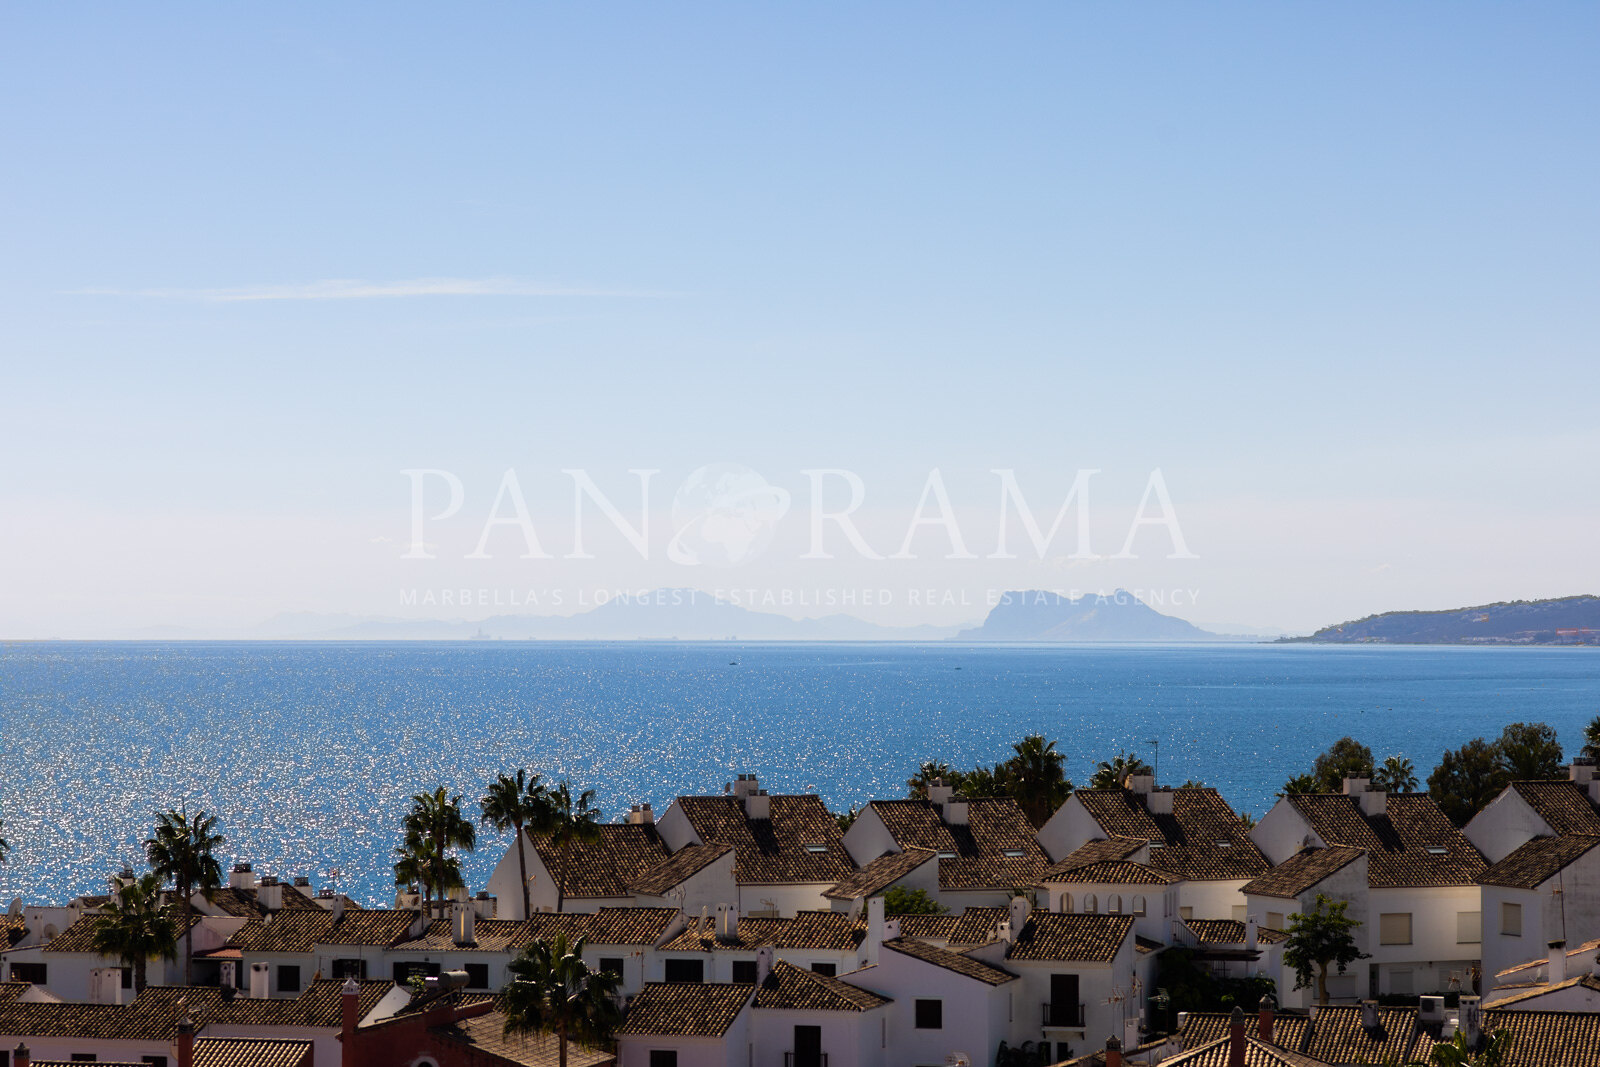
182;876;193;987
516;824;530;920
135;957;147;993
558;1014;568;1067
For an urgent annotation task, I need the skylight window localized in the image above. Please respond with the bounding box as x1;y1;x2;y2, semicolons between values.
805;844;829;854
1426;846;1448;855
937;851;957;860
1215;841;1233;848
1002;849;1027;858
1148;842;1165;849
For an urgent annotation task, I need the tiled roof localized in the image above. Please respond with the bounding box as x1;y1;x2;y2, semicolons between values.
192;1037;313;1067
1158;1035;1328;1067
1135;935;1164;954
891;914;958;941
822;848;938;900
44;912;202;953
1005;912;1132;962
882;937;1017;985
944;906;1007;946
1285;793;1486;887
1042;860;1181;885
659;911;863;953
752;959;891;1012
584;907;680;947
2;915;25;948
1185;919;1288;945
432;1009;616;1066
520;912;594;945
1511;782;1600;836
1180;1012;1311;1050
675;795;854;885
391;918;536;953
1048;837;1147;869
208;979;395;1028
203;884;329;918
0;985;223;1041
226;908;417;953
531;824;671;900
1241;847;1366;899
1485;975;1600;1008
1479;835;1600;889
866;799;1050;889
1300;1005;1434;1065
0;981;30;1002
616;982;751;1036
1073;788;1270;881
627;842;733;896
1483;1007;1600;1065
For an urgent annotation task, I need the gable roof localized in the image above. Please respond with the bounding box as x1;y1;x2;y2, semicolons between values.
44;912;203;953
675;795;854;885
823;848;938;900
659;910;864;953
531;823;671;900
205;979;395;1028
192;1037;313;1067
944;906;1007;946
627;842;733;896
1510;781;1600;836
0;986;223;1042
1479;835;1600;889
202;884;333;919
882;936;1017;985
1005;912;1132;962
1157;1034;1330;1067
753;959;891;1012
226;908;417;953
616;982;751;1036
1497;936;1600;979
1485;974;1600;1008
1241;846;1366;899
1044;860;1182;885
391;918;537;953
584;907;681;947
430;1009;616;1067
1044;837;1147;873
1284;793;1486;887
1073;788;1269;881
866;798;1051;889
890;914;959;941
1185;919;1288;945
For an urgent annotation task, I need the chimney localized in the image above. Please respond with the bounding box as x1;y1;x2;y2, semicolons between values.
1360;789;1387;817
942;797;970;826
716;903;735;942
1360;999;1378;1030
744;789;771;820
756;945;773;984
867;895;886;949
473;890;495;920
249;961;270;999
1127;774;1155;795
90;967;124;1006
928;779;955;807
257;877;283;912
342;977;360;1064
1257;994;1275;1042
1105;1035;1123;1067
452;900;476;946
1245;916;1259;954
626;803;655;826
177;1018;194;1067
229;862;256;891
1342;777;1370;795
1570;758;1596;785
1228;1006;1246;1067
332;895;346;923
1148;788;1174;815
883;916;902;942
293;876;311;889
1009;895;1031;934
1548;940;1567;984
1459;995;1481;1049
14;1043;28;1067
733;774;759;799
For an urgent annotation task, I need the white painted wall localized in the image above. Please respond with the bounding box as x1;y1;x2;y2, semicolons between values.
1365;885;1481;997
750;1005;887;1067
633;850;739;916
843;941;1013;1067
1035;796;1109;864
1464;788;1562;864
1249;801;1320;864
616;1006;750;1067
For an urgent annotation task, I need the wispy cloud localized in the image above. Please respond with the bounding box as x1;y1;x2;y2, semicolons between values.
70;277;662;302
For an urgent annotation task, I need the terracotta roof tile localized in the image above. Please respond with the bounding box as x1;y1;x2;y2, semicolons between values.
1484;1005;1600;1063
675;795;854;885
752;959;891;1012
1511;782;1600;836
1479;835;1600;889
1241;847;1366;899
391;918;536;953
1158;1035;1329;1067
616;982;751;1036
882;937;1017;985
45;912;202;953
627;843;733;896
226;908;416;953
0;981;29;1002
1286;793;1486;887
1074;788;1269;881
0;986;223;1042
532;824;671;900
192;1037;313;1067
208;979;394;1028
1185;919;1288;945
1498;936;1600;978
944;906;1007;946
1485;975;1600;1008
1005;912;1132;962
890;914;958;940
1180;1012;1310;1050
867;799;1050;889
1042;860;1182;885
431;1009;615;1066
1300;1005;1434;1065
583;907;680;947
659;911;863;953
1049;837;1147;869
823;848;938;900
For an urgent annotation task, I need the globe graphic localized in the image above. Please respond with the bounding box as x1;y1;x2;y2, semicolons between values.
668;463;792;567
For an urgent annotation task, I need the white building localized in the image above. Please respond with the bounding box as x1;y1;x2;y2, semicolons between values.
485;807;672;917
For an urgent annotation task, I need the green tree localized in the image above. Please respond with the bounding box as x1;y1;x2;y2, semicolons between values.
1006;735;1072;827
501;932;622;1067
1581;715;1600;762
1429;739;1510;827
833;805;860;834
145;809;225;986
1495;722;1563;781
960;763;1010;799
545;781;602;913
881;885;946;915
907;761;959;800
1089;750;1153;791
1282;773;1319;795
1310;737;1374;793
1371;756;1419;794
1412;1028;1513;1066
393;831;462;916
399;787;477;918
1282;893;1368;1005
481;769;553;920
89;871;178;992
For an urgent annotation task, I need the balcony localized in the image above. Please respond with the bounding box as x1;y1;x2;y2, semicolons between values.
784;1054;828;1067
1042;1001;1085;1028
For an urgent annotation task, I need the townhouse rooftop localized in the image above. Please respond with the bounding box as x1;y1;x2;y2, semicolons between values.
1281;790;1486;887
1071;785;1270;881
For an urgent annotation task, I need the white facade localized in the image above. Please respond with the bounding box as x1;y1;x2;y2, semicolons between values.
1480;845;1600;984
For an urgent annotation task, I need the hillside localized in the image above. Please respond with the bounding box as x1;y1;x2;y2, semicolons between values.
955;590;1222;642
1292;595;1600;645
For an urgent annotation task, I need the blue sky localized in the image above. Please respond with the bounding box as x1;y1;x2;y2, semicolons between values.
2;4;1597;636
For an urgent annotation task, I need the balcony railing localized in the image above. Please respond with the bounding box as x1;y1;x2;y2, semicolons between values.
783;1054;828;1067
1042;1001;1086;1027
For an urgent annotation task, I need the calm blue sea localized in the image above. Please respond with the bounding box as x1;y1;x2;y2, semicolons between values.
1;641;1597;907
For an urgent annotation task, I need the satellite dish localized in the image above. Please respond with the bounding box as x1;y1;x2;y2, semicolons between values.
7;897;20;916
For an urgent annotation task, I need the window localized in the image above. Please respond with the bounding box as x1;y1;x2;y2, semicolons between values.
1457;911;1482;945
1379;913;1413;946
463;963;489;990
121;967;132;989
10;963;46;985
731;960;757;984
1108;895;1122;914
599;957;625;979
649;1052;678;1067
70;1056;96;1063
334;958;366;981
811;962;836;977
1501;902;1522;937
1132;896;1147;916
277;965;302;993
937;851;956;860
664;957;704;984
1426;846;1448;855
1267;912;1285;931
914;998;943;1029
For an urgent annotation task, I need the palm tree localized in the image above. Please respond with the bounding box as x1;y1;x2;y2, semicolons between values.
0;814;8;867
1372;756;1419;794
502;932;621;1067
89;871;178;992
1089;750;1153;791
1581;715;1600;762
399;788;476;918
545;782;602;913
1007;735;1072;827
906;761;957;799
145;809;224;986
481;769;554;920
1412;1027;1513;1066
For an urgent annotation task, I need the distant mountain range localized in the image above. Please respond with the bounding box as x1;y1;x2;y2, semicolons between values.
1289;594;1600;645
955;590;1226;642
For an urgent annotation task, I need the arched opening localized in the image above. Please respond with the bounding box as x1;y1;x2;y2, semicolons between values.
1083;893;1097;914
1133;895;1147;916
1108;894;1122;914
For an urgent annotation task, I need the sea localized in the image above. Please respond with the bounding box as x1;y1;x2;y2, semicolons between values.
1;641;1597;907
